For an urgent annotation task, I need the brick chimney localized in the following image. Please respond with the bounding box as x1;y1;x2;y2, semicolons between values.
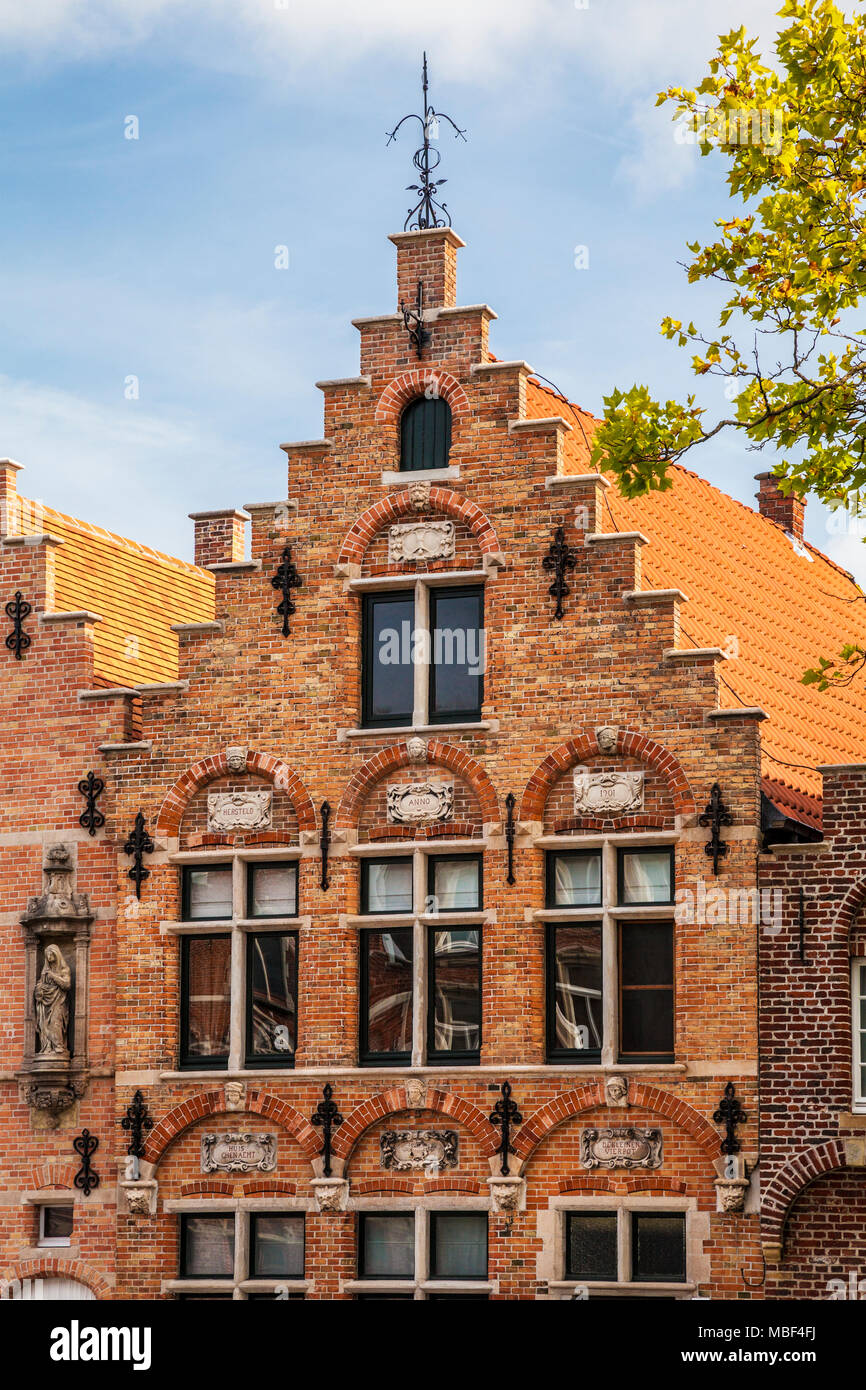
389;227;464;311
755;472;806;542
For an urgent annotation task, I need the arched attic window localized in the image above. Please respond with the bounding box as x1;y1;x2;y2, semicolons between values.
400;395;452;472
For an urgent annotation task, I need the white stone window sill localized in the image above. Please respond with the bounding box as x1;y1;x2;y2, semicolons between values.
346;569;488;592
344;1281;493;1294
163;1279;310;1295
380;466;461;486
339;720;496;740
158;1061;689;1082
548;1281;695;1299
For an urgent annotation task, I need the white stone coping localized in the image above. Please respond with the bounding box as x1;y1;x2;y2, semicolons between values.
508;416;573;433
134;681;189;695
817;762;866;773
1;532;63;548
434;303;497;320
205;559;262;573
349;838;488;857
279;438;333;453
706;706;767;720
188;508;249;522
351;313;403;327
171;620;224;635
79;686;136;700
39;610;102;624
470;359;533;375
242;499;298;513
534;831;680;849
663;647;728;661
342;911;492;928
338;719;497;740
345;567;488;592
623;588;688;605
546;472;610;489
98;740;152;753
380;465;460;486
764;840;829;856
160;915;312;936
585;530;649;546
315;375;372;390
0;457;24;471
532;905;677;922
169;846;303;863
388;227;466;249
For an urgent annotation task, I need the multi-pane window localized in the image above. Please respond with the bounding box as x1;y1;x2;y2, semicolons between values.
361;586;484;729
357;850;483;1067
854;958;866;1108
175;1211;305;1298
354;1210;489;1298
545;842;675;1064
400;396;452;472
565;1210;687;1288
177;858;299;1072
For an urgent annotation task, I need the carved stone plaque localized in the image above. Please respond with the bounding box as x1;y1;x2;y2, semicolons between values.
580;1127;662;1170
381;1130;458;1172
201;1131;277;1174
573;770;644;816
389;520;455;564
207;790;272;832
386;781;454;825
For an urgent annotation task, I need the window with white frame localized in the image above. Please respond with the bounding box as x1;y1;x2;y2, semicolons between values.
351;1209;489;1300
171;1208;307;1300
854;958;866;1109
360;582;484;729
174;853;300;1072
38;1203;73;1248
355;848;483;1067
543;839;675;1065
563;1208;688;1293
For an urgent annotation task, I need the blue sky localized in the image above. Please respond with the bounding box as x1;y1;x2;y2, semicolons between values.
1;0;862;580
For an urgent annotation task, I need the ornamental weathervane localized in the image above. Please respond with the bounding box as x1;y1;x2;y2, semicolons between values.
387;52;466;231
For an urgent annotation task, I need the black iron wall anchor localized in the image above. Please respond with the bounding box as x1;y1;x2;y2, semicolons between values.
73;1128;100;1197
270;546;303;638
124;811;155;900
121;1089;154;1160
699;782;734;875
713;1081;747;1155
319;801;332;892
311;1084;343;1178
386;51;467;232
504;792;517;886
542;527;577;621
78;770;106;837
5;590;31;659
489;1081;523;1177
400;279;431;359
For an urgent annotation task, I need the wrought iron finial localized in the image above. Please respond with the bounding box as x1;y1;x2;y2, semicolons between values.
489;1081;522;1177
73;1128;100;1197
121;1089;154;1160
713;1081;747;1155
387;51;467;231
123;810;155;900
5;590;31;660
699;783;734;875
311;1084;343;1178
270;545;303;638
78;771;106;837
542;526;578;621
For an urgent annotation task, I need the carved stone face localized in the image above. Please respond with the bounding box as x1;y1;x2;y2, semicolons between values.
407;481;431;513
405;737;428;765
44;843;72;869
225;746;248;773
595;726;619;754
605;1075;629;1108
126;1188;152;1217
405;1078;427;1108
224;1081;246;1111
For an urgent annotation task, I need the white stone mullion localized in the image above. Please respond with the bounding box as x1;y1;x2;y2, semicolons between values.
601;839;618;1068
228;857;245;1071
413;580;430;726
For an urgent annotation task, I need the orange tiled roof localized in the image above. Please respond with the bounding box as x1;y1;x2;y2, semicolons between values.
526;378;866;808
19;501;214;688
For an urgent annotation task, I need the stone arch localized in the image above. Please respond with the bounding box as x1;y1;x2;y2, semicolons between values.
1;1257;111;1299
520;729;696;823
337;486;500;570
513;1081;720;1165
144;1088;320;1166
335;738;500;830
374;369;471;425
156;750;317;837
761;1141;847;1249
331;1083;500;1161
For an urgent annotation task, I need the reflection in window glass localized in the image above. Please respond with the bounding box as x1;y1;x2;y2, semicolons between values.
549;924;602;1055
361;929;413;1060
362;593;415;727
429;929;481;1059
429;588;483;723
182;936;231;1065
246;933;297;1063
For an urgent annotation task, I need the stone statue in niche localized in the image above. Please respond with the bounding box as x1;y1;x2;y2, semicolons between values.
34;945;72;1058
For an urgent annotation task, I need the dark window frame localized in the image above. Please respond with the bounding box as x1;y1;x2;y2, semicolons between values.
244;930;299;1069
357;1212;415;1279
179;933;231;1071
246;861;299;920
361;590;415;730
616;846;675;906
359;926;413;1067
181;864;233;922
545;849;603;909
426;924;482;1066
249;1212;305;1279
399;395;452;473
564;1211;618;1282
428;1211;488;1281
426;852;483;913
617;920;675;1064
360;857;414;915
179;1213;235;1279
545;921;603;1064
428;585;484;725
631;1211;687;1283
